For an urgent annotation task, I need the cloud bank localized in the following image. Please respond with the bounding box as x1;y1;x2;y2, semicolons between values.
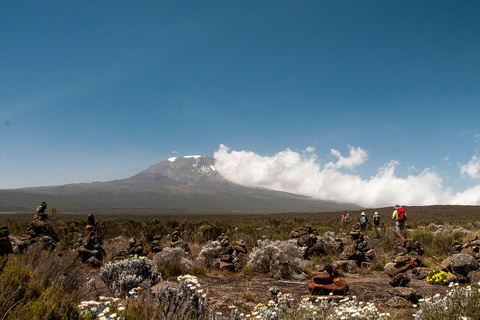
214;144;480;208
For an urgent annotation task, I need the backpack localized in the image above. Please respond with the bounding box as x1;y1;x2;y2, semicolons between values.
360;216;368;224
397;208;406;222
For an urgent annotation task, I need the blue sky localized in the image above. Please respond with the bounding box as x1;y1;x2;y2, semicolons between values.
1;1;480;207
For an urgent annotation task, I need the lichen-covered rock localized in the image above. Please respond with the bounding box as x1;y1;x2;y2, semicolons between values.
388;287;419;303
451;253;479;276
332;260;359;274
389;273;411;287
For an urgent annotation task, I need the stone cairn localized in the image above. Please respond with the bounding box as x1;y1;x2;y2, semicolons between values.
380;231;425;305
333;223;376;273
291;225;319;258
145;235;163;259
19;203;59;251
0;227;13;256
73;213;105;267
384;231;424;280
440;235;480;283
128;237;144;256
166;229;190;253
216;233;247;271
308;263;349;296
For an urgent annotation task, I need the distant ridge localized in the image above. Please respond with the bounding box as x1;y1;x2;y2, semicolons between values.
0;156;360;214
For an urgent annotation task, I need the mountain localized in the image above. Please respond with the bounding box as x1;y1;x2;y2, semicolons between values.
0;156;360;214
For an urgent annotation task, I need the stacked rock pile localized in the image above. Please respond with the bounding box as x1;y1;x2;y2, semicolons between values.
0;227;13;256
128;237;144;256
291;225;319;258
333;223;376;273
216;233;247;271
166;229;190;253
382;230;425;305
308;263;349;295
145;235;163;259
450;235;480;258
19;214;59;251
440;235;480;283
73;214;105;267
150;235;163;253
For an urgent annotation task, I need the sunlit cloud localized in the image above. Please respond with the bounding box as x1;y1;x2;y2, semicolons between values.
214;144;480;207
460;155;480;179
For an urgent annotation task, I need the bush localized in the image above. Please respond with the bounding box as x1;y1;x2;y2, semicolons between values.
156;274;212;319
0;259;82;320
415;282;480;319
247;238;305;280
99;257;161;297
154;247;192;278
196;240;222;268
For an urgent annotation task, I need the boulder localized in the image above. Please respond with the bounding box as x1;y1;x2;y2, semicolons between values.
332;260;359;274
440;256;452;272
388;287;419;303
308;277;349;295
467;270;480;283
389;273;411;287
339;243;357;261
411;267;431;280
451;253;479;276
385;262;414;278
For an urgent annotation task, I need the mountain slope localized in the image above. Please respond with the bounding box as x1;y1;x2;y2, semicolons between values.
0;156;360;214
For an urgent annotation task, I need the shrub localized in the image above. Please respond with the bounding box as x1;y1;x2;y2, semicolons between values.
247;239;305;280
19;246;87;295
196;240;222;268
415;282;480;320
154;247;192;278
156;274;212;319
0;259;82;320
99;257;161;297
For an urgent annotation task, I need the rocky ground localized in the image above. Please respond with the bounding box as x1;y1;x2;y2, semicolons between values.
140;269;449;318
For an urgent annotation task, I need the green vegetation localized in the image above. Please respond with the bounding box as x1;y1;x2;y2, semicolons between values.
1;205;480;319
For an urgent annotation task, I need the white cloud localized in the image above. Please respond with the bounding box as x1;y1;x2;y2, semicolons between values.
214;144;480;207
325;146;368;169
460;155;480;179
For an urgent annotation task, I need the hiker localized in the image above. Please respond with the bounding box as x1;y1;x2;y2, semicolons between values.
392;204;406;232
344;214;352;223
34;201;48;220
86;213;99;231
373;212;381;228
360;212;368;231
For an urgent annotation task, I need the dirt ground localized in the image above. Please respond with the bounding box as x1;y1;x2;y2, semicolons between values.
151;269;449;318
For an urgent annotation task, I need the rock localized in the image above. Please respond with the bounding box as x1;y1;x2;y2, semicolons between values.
411;267;431;280
385;296;413;308
467;270;480;283
219;261;234;271
308;277;349;295
332;260;359;274
360;262;372;269
365;249;376;263
339;243;357;261
233;245;247;254
389;273;411;287
446;272;459;284
385;262;414;278
388;287;418;303
452;272;469;283
311;272;333;284
440;256;453;272
451;253;479;276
